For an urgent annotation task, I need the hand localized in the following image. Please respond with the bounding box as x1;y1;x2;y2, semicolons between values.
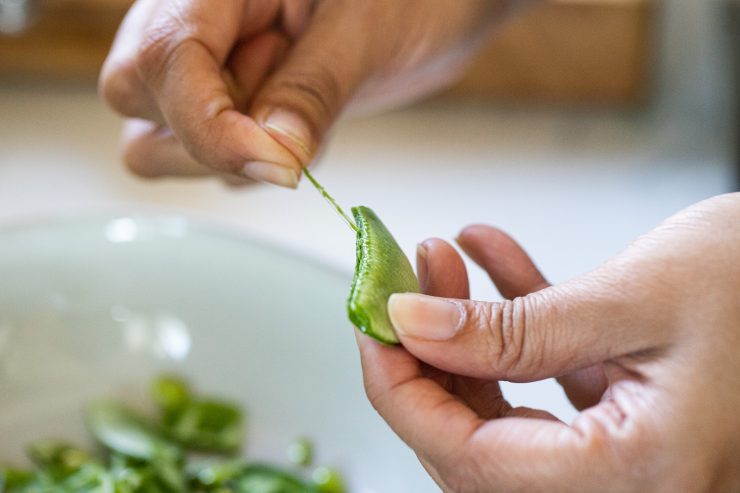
100;0;518;187
356;192;740;492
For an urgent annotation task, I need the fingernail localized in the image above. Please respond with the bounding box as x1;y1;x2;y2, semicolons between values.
416;243;428;292
242;161;299;189
263;110;313;162
388;293;464;341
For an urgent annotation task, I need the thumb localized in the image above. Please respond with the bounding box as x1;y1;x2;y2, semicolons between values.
250;3;375;165
388;270;669;382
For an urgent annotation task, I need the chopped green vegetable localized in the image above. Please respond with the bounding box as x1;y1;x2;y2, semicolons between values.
348;206;420;344
311;467;347;493
86;400;180;462
151;376;192;416
26;440;96;480
1;377;347;493
150;376;243;454
163;399;242;454
235;465;319;493
286;438;313;468
186;459;246;488
0;467;34;492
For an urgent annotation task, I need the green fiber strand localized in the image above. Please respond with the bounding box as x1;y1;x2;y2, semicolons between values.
302;167;358;233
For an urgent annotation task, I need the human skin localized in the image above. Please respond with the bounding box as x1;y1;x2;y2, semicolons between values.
356;192;740;492
99;0;522;187
101;3;740;491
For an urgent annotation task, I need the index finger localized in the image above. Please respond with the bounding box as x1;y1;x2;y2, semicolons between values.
100;0;164;122
136;2;302;182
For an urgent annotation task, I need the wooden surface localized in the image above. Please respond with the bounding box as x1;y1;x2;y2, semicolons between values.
0;0;655;105
447;0;655;104
0;0;127;80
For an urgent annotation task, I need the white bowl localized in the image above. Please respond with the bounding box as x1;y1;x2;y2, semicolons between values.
0;216;437;492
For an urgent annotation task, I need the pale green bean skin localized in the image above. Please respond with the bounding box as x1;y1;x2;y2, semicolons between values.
348;206;420;345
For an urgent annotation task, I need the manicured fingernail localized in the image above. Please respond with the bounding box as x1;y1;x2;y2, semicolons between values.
388;293;464;341
263;110;313;162
416;243;428;292
242;161;299;189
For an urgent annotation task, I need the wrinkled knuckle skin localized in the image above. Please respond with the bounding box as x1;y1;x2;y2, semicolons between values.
473;298;529;378
136;19;188;84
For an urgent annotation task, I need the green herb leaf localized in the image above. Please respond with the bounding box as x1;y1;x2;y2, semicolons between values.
86;401;180;462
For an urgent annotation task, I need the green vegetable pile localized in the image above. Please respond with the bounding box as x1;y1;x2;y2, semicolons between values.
0;376;347;493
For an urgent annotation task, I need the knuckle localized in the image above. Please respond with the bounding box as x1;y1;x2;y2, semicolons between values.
474;298;534;377
269;68;343;128
136;19;190;83
99;59;140;117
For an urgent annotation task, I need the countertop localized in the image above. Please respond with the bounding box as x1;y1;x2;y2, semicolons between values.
0;83;734;421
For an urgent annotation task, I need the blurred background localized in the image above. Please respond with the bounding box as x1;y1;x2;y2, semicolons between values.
0;0;737;422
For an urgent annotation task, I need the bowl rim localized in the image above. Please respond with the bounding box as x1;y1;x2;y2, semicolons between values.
0;213;352;282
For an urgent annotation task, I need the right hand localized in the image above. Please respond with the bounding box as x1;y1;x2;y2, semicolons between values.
100;0;520;187
357;192;740;492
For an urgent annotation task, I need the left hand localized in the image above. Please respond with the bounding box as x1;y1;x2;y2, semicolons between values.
99;0;514;187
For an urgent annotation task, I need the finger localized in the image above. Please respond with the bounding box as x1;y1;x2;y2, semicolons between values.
557;365;609;410
123;120;263;187
417;239;470;299
226;31;291;112
122;119;258;186
136;2;302;187
122;119;219;178
417;238;508;419
457;225;608;409
250;1;376;165
100;0;164;123
355;333;484;471
280;0;314;40
389;265;668;382
357;331;600;492
220;174;256;188
457;225;548;298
